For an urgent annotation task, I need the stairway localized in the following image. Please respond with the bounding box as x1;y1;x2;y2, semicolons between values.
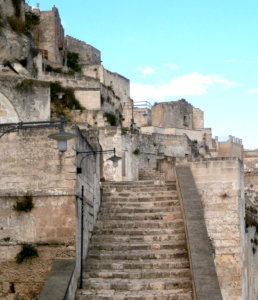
139;168;166;181
76;179;194;300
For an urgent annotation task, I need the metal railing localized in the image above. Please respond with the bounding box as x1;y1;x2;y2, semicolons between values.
133;101;152;110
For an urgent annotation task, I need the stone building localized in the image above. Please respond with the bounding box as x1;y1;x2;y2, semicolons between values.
33;5;66;65
151;99;204;130
0;1;257;299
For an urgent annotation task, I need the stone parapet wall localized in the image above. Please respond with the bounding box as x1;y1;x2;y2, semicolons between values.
140;126;213;148
0;75;50;123
43;72;100;89
188;158;246;300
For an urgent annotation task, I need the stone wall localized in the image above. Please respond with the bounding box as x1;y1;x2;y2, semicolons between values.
140;126;213;148
83;65;130;106
134;107;151;127
189;158;246;300
0;75;50;123
192;107;204;130
0;125;78;298
244;226;258;300
0;124;101;299
74;128;101;296
36;6;65;64
218;137;243;161
65;36;101;66
152;100;194;129
245;173;258;191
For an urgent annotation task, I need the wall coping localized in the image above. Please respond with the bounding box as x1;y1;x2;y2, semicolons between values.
176;165;223;300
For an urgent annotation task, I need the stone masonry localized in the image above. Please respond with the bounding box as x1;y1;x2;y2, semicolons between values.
76;176;194;299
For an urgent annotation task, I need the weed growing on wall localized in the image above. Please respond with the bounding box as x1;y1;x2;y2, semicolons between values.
133;149;140;155
67;52;81;73
13;195;34;212
104;112;117;126
15;79;35;92
7;10;39;35
50;82;84;121
15;244;38;264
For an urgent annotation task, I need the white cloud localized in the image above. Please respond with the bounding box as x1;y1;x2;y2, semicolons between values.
165;63;178;69
210;75;237;86
225;58;234;63
138;66;154;75
131;73;237;101
245;89;258;94
245;61;252;65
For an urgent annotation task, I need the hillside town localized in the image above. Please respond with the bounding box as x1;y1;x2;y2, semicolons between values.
0;1;257;299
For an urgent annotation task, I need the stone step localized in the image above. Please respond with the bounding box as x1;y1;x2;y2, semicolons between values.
99;206;181;215
102;190;176;197
102;195;178;202
82;277;192;291
97;212;182;221
100;200;180;208
102;180;175;186
84;258;190;271
87;248;188;261
91;233;186;243
89;240;186;252
93;227;185;236
94;219;184;229
76;289;193;300
102;186;176;193
83;268;191;280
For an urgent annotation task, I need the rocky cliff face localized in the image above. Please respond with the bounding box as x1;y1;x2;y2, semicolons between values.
0;0;39;76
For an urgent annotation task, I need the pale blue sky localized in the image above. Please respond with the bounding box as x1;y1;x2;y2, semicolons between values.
29;0;258;149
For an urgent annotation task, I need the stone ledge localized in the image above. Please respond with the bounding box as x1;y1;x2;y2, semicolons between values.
176;165;223;300
38;259;75;300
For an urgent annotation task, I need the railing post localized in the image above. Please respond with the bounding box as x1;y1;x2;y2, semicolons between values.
79;185;84;289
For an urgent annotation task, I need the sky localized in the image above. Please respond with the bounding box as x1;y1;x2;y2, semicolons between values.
28;0;258;149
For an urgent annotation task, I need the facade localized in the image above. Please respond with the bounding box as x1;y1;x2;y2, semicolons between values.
0;1;257;299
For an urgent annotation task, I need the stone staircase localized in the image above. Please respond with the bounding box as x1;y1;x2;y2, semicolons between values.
76;178;194;300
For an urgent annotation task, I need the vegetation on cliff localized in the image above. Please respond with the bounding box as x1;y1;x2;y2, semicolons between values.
50;82;84;121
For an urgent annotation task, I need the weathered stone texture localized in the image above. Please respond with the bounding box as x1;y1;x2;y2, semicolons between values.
0;75;50;123
0;126;77;298
189;158;246;300
152;99;203;130
218;138;243;161
244;226;258;300
134;107;152;127
36;6;65;64
65;35;101;66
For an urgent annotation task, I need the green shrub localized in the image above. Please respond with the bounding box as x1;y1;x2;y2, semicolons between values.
13;195;34;212
7;11;39;34
15;79;35;92
46;65;62;73
50;82;84;121
15;244;38;264
7;16;25;32
67;52;81;73
121;127;129;135
3;237;10;242
24;11;40;32
104;112;117;126
133;148;140;155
